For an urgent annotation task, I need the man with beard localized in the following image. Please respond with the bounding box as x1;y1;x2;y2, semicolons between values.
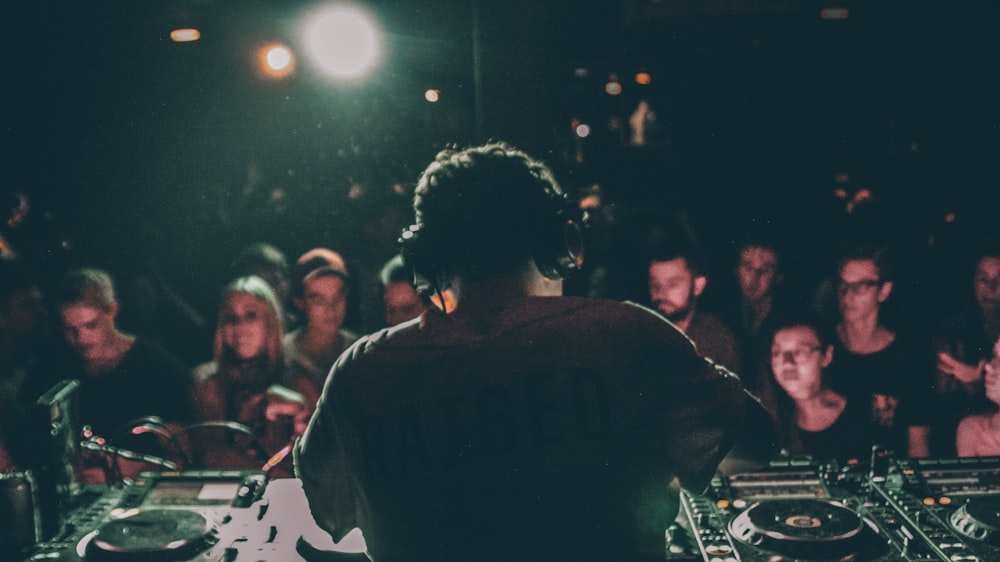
930;245;1000;456
647;237;742;374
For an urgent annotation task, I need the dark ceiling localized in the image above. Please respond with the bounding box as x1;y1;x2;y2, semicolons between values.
2;0;998;300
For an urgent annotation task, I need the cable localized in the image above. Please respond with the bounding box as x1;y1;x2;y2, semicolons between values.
171;421;269;468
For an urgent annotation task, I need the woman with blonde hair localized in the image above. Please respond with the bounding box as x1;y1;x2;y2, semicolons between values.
188;275;316;476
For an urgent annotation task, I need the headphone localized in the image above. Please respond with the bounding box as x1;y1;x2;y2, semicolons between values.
399;187;586;299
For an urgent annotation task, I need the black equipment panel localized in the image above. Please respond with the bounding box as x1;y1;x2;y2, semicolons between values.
668;457;1000;562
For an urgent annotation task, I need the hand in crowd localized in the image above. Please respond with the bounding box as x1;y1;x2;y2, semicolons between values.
263;384;312;436
984;336;1000;406
936;351;985;385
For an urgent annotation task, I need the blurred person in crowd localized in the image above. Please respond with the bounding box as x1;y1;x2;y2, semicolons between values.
930;246;1000;456
18;268;192;480
296;141;749;561
827;244;933;458
721;232;797;415
283;248;358;395
378;254;428;326
956;335;1000;457
0;259;51;471
231;242;295;329
646;234;742;374
769;313;872;462
190;275;314;477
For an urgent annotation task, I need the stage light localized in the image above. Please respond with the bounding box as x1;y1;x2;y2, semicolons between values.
267;46;293;71
256;43;296;79
605;75;622;96
820;7;849;20
635;72;651;85
575;123;591;138
424;89;440;103
170;28;201;43
303;4;381;81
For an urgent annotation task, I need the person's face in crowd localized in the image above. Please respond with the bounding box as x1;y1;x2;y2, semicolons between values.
770;325;833;401
219;293;270;360
298;274;347;336
383;280;426;326
254;267;290;306
737;245;780;303
648;257;706;324
974;256;1000;315
1;286;47;345
836;258;891;323
59;302;118;363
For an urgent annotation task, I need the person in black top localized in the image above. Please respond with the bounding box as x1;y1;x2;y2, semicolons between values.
768;313;873;462
296;141;756;562
20;268;192;480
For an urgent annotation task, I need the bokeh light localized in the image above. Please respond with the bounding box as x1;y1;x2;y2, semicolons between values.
424;89;440;103
605;75;622;96
303;4;381;80
257;43;296;79
170;29;201;43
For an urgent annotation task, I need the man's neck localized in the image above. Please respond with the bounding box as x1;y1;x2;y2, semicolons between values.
674;309;696;334
83;331;134;376
453;264;563;310
838;315;892;354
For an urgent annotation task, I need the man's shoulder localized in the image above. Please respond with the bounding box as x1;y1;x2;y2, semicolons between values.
125;337;190;374
689;310;738;338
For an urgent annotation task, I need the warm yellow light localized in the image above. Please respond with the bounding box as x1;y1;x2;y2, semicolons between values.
256;43;296;79
424;89;440;103
820;7;849;20
635;72;651;85
170;28;201;43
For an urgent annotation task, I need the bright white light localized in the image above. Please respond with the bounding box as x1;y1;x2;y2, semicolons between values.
304;5;380;80
267;46;293;71
575;123;591;138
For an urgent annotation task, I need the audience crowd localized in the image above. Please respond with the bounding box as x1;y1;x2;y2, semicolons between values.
1;167;999;481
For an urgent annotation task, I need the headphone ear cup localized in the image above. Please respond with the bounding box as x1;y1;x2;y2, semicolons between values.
535;218;585;280
399;224;436;297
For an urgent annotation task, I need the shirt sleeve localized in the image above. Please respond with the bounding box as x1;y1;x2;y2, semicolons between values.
662;355;749;494
293;348;365;541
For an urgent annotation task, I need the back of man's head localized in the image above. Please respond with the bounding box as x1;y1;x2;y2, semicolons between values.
402;141;584;288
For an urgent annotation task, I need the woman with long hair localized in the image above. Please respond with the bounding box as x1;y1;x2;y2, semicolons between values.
188;275;316;476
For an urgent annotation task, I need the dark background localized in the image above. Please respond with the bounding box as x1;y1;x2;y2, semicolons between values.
3;0;999;332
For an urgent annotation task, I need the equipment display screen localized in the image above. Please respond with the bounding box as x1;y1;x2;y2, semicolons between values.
142;480;241;506
727;470;829;500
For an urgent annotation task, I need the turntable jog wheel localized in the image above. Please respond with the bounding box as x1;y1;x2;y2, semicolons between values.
85;509;219;561
950;496;1000;545
728;499;872;560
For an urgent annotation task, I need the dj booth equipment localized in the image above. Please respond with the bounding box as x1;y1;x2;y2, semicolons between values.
666;455;1000;562
11;456;1000;561
17;470;368;562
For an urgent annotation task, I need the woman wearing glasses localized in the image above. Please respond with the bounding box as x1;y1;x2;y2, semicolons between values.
769;313;873;462
826;244;934;459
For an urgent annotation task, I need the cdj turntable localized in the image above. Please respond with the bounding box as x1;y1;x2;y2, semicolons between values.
18;470;368;562
669;456;1000;562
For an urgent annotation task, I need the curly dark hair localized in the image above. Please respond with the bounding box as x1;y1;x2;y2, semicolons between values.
408;141;583;281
